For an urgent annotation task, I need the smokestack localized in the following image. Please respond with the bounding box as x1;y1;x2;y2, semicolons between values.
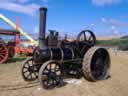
39;7;47;49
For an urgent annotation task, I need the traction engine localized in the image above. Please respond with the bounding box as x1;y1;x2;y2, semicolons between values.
0;29;19;64
21;7;111;89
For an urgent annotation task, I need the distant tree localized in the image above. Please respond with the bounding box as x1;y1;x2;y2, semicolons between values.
120;35;128;39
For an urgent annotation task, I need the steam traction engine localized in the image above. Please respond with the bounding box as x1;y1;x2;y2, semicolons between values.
0;29;19;64
21;7;110;89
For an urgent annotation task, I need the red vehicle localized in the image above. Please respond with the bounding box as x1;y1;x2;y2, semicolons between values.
0;29;19;64
18;44;34;56
0;29;34;64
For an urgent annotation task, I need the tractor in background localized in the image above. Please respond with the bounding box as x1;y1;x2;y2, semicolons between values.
0;29;34;64
0;29;19;64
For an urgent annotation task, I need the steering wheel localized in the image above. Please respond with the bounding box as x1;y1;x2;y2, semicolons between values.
77;30;96;46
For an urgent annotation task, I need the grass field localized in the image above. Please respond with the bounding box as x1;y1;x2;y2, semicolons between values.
97;38;128;47
0;49;128;96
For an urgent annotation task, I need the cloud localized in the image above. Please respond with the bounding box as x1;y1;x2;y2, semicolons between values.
92;0;122;6
101;17;128;27
0;2;40;16
109;19;128;27
113;30;119;34
111;26;115;30
17;0;29;3
42;0;48;3
33;26;39;33
101;17;107;23
0;0;48;16
0;0;29;3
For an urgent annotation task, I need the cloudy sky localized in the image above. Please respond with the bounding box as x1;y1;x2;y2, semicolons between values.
0;0;128;38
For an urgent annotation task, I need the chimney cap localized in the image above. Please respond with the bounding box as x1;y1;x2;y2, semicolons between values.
40;7;47;11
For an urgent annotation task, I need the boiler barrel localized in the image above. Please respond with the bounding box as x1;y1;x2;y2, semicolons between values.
50;48;74;61
34;47;75;63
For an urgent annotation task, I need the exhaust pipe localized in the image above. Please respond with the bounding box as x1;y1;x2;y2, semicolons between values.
39;7;47;49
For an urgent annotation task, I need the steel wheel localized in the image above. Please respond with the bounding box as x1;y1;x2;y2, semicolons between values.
82;47;110;81
0;42;8;64
21;58;39;81
77;30;96;46
39;60;63;89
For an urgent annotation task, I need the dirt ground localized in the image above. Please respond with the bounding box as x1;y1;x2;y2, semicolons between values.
0;49;128;96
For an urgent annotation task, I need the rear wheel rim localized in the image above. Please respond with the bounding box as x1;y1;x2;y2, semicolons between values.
91;49;109;80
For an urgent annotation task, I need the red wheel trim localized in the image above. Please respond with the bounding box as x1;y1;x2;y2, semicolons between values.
0;43;8;64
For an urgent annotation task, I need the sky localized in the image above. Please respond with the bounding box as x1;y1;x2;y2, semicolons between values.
0;0;128;39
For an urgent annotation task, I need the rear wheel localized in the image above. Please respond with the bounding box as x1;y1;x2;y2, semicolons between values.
82;47;110;81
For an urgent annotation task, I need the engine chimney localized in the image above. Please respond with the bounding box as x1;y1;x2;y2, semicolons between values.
39;7;47;49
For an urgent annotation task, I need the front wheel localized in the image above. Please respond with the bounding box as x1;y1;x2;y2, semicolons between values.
39;60;64;89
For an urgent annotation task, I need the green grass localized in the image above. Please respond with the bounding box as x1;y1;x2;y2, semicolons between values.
4;56;27;64
96;38;128;47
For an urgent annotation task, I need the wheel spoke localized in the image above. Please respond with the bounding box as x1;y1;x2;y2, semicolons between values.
49;79;54;86
29;74;33;79
27;72;32;77
0;55;4;58
55;64;57;69
23;70;28;73
49;63;52;70
33;72;38;78
23;66;29;69
84;32;86;40
43;71;48;75
55;68;61;73
1;52;6;55
26;62;31;67
46;80;52;88
56;73;62;78
53;79;57;85
88;35;92;41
